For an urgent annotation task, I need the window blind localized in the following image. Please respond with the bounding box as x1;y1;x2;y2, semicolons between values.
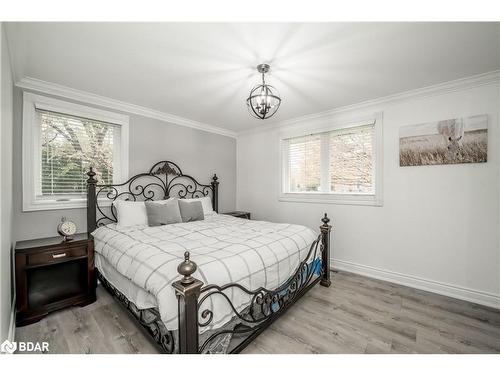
283;123;375;194
36;109;117;198
286;134;321;192
329;124;374;194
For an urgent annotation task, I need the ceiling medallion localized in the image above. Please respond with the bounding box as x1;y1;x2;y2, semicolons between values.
246;63;281;120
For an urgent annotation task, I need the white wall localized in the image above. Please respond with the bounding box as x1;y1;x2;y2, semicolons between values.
11;87;237;241
237;78;500;308
0;23;14;342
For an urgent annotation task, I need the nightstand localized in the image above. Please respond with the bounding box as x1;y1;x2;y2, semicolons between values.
222;211;251;219
15;233;96;326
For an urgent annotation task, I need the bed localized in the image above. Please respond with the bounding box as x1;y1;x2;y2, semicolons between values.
86;160;332;354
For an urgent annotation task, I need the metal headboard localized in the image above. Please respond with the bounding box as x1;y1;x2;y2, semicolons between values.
86;160;219;232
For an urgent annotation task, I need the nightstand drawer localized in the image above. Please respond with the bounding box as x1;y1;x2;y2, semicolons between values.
27;246;87;266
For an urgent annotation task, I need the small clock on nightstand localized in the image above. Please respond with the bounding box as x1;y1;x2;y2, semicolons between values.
222;211;251;220
57;217;77;241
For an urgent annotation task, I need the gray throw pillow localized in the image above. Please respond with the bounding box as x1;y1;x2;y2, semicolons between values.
178;200;204;222
144;200;182;226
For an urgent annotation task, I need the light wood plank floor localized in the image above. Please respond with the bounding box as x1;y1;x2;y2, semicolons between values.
16;271;500;354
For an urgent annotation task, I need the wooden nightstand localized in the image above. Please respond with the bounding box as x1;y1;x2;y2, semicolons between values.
15;233;96;327
222;211;251;219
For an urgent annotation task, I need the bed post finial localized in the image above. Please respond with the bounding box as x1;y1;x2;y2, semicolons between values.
211;174;219;213
320;213;332;287
87;166;97;183
86;167;98;234
173;251;203;354
177;251;198;285
321;213;330;225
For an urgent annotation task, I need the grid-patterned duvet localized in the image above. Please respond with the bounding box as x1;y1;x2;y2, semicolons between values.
92;214;318;331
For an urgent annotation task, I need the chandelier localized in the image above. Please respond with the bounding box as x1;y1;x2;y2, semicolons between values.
246;63;281;120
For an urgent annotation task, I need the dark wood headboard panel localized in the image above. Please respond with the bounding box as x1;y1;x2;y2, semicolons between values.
86;160;219;233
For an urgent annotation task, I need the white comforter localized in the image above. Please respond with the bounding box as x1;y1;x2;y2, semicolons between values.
92;214;318;331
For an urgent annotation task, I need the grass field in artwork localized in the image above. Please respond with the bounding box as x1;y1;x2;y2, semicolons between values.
399;129;487;166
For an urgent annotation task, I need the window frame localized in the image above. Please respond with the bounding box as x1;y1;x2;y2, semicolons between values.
279;112;383;206
22;92;129;211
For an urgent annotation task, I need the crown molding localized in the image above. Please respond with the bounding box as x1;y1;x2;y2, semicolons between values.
238;70;500;137
15;77;237;138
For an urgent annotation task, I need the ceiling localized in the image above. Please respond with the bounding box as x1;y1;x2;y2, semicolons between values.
6;22;500;133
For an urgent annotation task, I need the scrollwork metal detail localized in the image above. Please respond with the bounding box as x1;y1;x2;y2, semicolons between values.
93;161;215;227
197;234;323;353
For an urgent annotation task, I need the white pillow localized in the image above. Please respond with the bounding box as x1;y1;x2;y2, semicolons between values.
114;198;174;228
183;196;215;216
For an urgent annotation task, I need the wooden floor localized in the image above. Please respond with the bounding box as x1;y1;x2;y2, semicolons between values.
16;271;500;354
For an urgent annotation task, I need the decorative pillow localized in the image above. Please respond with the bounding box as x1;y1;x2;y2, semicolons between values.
183;196;215;216
144;200;182;226
114;200;148;228
114;198;175;228
178;200;204;222
154;198;176;204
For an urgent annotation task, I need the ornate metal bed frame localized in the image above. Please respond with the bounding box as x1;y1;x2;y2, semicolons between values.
86;160;331;354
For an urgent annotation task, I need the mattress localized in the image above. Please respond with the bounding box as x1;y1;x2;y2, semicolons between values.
92;214;319;331
95;252;157;309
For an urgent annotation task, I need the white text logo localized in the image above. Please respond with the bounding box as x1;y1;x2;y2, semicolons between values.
0;339;49;354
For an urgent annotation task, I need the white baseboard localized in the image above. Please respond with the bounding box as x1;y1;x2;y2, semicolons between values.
7;296;16;342
333;259;500;310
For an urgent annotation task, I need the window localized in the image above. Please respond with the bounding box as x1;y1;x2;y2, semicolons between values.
287;134;322;192
23;93;129;211
329;125;374;194
280;114;382;206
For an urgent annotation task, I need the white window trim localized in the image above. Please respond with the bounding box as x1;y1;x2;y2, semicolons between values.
22;92;129;211
278;112;383;206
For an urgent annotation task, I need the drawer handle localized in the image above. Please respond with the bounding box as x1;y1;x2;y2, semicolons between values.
52;253;67;259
